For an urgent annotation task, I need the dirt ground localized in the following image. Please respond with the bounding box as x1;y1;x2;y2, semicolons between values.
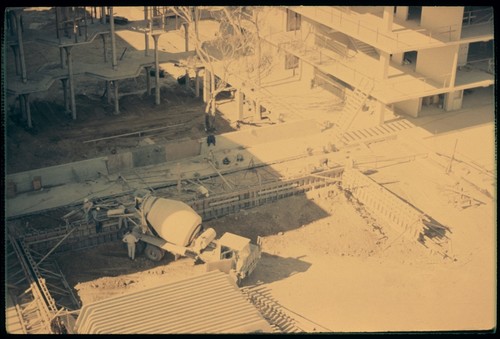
56;184;384;306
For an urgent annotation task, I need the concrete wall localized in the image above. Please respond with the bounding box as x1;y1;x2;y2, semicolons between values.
6;157;108;193
107;139;202;174
395;6;408;20
416;45;459;87
394;97;421;117
421;6;464;41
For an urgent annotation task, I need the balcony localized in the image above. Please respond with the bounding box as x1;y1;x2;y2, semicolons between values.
289;6;493;54
262;29;459;104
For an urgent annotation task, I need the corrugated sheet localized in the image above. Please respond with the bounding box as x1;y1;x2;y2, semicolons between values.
74;270;273;334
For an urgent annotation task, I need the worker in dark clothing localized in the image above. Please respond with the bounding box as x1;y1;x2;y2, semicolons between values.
207;134;216;147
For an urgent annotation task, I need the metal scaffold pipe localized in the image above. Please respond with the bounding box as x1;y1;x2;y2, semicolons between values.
109;6;117;70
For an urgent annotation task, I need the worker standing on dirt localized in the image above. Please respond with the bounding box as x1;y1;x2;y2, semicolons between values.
122;232;139;260
83;198;94;223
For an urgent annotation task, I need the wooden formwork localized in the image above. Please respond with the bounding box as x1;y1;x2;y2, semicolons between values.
341;168;450;255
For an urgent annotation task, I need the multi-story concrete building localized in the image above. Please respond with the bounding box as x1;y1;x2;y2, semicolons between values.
209;6;493;129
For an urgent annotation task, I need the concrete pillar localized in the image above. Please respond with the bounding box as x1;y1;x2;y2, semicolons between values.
379;51;390;79
203;69;209;103
392;52;404;65
254;100;262;121
64;46;77;120
10;46;20;75
101;7;106;24
61;78;70;112
183;22;189;52
113;80;120;114
55;7;61;40
236;89;244;120
19;95;27;121
101;34;107;63
210;71;216;114
153;33;161;105
144;6;149;56
195;69;200;97
15;11;27;83
23;94;32;128
109;7;117;70
106;80;111;104
444;90;463;111
145;66;152;95
185;70;190;90
448;47;459;88
395;6;408;21
376;100;385;125
59;47;65;68
383;6;394;32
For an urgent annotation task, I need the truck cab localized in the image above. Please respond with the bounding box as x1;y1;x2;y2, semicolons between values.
202;232;261;284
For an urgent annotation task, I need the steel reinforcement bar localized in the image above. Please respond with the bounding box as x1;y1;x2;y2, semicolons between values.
16;168;344;253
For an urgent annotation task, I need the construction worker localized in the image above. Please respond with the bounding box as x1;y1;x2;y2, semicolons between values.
83;198;94;223
122;232;139;260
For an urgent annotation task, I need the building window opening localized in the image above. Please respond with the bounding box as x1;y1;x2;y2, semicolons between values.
286;9;301;32
408;6;422;22
285;53;299;72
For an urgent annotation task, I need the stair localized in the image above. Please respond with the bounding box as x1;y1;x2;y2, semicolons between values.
334;78;373;133
350;37;378;58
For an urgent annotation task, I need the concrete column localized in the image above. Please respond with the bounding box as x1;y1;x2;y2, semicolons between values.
106;81;111;104
15;11;27;83
145;66;151;95
113;81;120;114
195;69;200;97
55;7;61;39
183;22;189;52
254;100;262;121
144;6;149;56
448;47;459;88
444;90;463;112
24;94;32;128
236;89;244;120
376;100;385;125
203;69;209;102
395;6;409;21
101;7;106;24
153;33;161;105
19;95;27;121
101;34;107;63
392;52;404;65
61;78;70;112
10;46;20;75
379;51;390;79
64;46;77;120
210;71;216;114
185;70;190;90
109;7;117;70
59;47;65;68
383;6;394;32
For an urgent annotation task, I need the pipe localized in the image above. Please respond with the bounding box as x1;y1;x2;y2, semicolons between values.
65;46;76;120
153;34;160;105
15;11;27;83
109;6;117;70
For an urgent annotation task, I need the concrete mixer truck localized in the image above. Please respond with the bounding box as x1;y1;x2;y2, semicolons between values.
121;193;261;284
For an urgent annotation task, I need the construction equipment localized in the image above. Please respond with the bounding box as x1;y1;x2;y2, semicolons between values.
122;193;261;285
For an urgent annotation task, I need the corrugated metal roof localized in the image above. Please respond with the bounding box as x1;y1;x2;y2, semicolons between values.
74;270;273;334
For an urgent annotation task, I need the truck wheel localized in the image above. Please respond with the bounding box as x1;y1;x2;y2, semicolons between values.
144;244;164;261
136;241;146;255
